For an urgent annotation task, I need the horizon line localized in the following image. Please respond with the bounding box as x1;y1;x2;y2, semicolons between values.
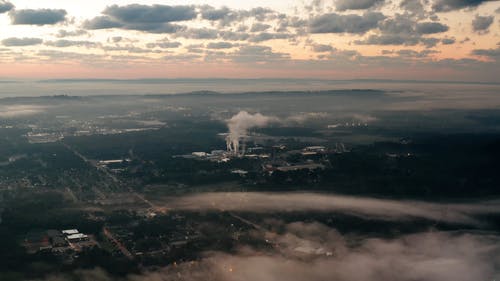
0;78;498;85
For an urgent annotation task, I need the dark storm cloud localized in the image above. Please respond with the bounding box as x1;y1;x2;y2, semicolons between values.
432;0;498;12
84;4;195;33
336;0;385;11
0;0;14;13
472;15;494;33
2;37;43;46
309;12;385;34
206;41;234;49
10;9;67;25
415;22;449;34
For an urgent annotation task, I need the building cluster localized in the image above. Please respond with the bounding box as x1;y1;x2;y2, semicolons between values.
22;115;166;144
23;228;98;255
190;150;232;162
103;215;203;261
176;141;350;176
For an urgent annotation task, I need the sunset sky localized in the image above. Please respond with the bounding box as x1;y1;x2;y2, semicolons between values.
0;0;499;81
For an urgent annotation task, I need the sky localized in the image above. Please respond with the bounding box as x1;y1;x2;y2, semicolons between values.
0;0;499;81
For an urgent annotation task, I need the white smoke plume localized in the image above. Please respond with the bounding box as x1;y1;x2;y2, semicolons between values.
226;111;274;155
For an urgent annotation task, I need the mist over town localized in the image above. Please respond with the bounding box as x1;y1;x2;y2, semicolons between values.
1;0;500;280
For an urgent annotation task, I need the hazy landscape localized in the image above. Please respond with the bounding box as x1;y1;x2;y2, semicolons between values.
1;0;500;280
1;83;500;280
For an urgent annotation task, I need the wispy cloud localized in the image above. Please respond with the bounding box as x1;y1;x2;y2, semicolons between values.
36;223;500;281
163;192;500;225
0;104;47;117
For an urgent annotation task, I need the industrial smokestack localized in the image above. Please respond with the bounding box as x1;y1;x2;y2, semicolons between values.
226;111;272;156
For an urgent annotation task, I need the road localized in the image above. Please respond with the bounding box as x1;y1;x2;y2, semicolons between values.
228;212;263;230
65;187;78;202
103;227;134;260
62;141;155;208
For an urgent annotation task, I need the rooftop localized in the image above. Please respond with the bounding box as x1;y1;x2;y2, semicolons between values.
62;229;79;235
67;233;88;240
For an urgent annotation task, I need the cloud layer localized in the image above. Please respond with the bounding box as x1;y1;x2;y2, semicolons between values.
163;192;500;225
2;37;43;46
309;12;385;34
0;105;47;117
472;14;494;33
432;0;497;12
0;0;498;81
10;9;67;25
37;223;500;281
84;4;197;33
0;0;13;14
336;0;386;11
